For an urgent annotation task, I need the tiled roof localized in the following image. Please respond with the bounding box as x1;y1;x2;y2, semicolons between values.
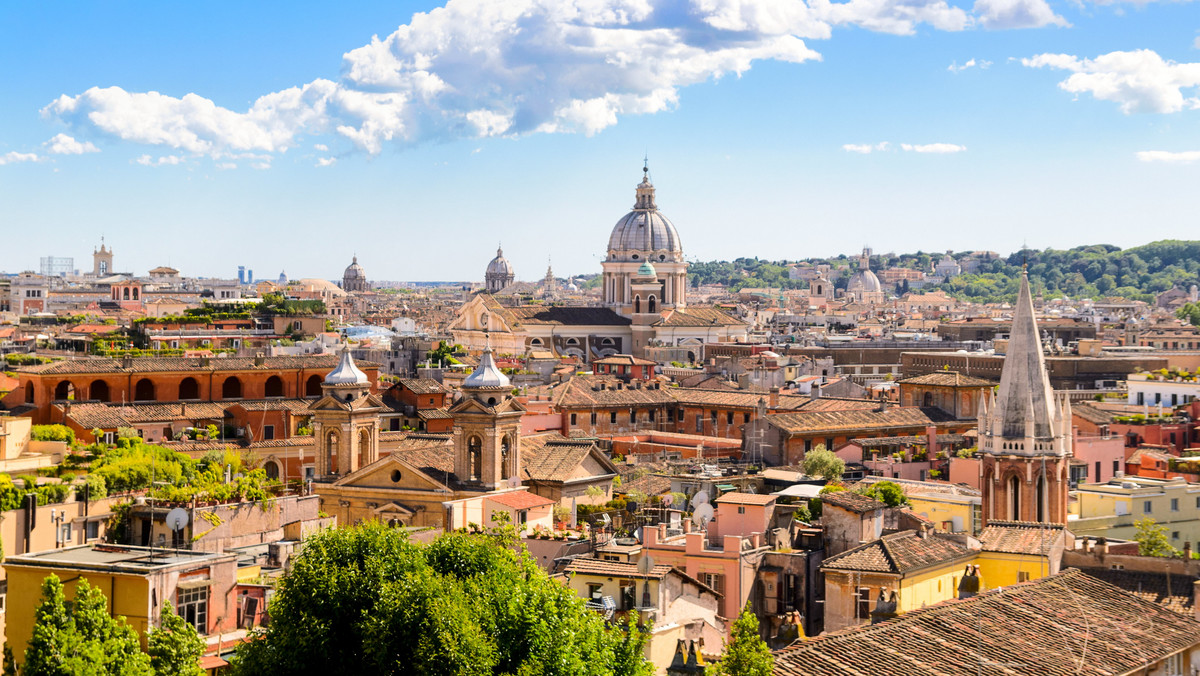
774;569;1200;676
17;354;378;376
393;444;455;478
593;354;657;366
550;376;676;408
1076;567;1196;615
506;306;631;326
820;491;884;514
851;434;966;449
521;434;611;483
822;530;978;575
488;490;557;510
654;307;746;327
229;398;313;413
763;407;955;434
64;401;229;428
397;378;444;394
1071;402;1115;426
563;558;675;580
617;474;672;496
715;492;776;506
898;372;995;387
977;521;1064;555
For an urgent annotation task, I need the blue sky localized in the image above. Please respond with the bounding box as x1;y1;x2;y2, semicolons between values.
1;0;1198;283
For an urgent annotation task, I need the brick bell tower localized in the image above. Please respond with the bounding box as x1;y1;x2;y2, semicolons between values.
978;270;1073;525
449;344;525;490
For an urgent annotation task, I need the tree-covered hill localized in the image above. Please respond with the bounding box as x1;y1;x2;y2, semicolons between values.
685;240;1200;304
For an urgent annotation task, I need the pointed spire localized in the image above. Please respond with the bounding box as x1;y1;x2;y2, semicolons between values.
992;270;1057;441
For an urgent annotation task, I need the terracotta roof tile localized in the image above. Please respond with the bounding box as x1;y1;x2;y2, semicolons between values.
821;491;884;514
763;407;955;434
977;521;1064;555
488;490;556;509
822;530;973;574
898;372;995;388
774;569;1200;676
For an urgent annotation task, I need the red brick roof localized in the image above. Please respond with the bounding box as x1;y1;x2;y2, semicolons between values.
821;530;972;574
977;521;1064;555
488;490;556;510
774;569;1200;676
820;491;884;514
715;492;776;506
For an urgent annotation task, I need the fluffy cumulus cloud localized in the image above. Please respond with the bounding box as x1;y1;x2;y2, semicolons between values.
1136;150;1200;163
1023;49;1200;113
316;157;337;167
39;0;1001;162
973;0;1067;29
901;142;966;152
0;151;40;165
134;154;185;166
44;133;99;154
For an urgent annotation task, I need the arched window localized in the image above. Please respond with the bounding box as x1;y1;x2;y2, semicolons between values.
1036;474;1046;523
358;428;371;468
90;380;110;402
326;430;340;474
648;295;656;313
134;378;155;401
123;288;130;300
54;381;74;401
132;288;139;300
305;375;323;397
25;383;34;404
264;460;280;481
923;392;934;407
222;376;243;399
1008;475;1021;521
468;436;483;480
634;295;641;314
501;437;511;480
265;375;284;398
179;377;199;400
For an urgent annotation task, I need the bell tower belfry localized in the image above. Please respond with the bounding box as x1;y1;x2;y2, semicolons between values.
978;270;1073;525
93;238;113;276
449;345;525;490
310;347;382;478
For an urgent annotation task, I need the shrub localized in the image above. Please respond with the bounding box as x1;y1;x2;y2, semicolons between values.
30;424;75;444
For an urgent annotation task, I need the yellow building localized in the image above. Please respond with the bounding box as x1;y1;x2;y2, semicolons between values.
1073;476;1200;546
821;521;1065;633
858;476;982;534
4;544;238;670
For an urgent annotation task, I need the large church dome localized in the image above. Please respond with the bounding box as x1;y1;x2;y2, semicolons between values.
847;269;883;294
607;170;683;263
342;255;368;292
486;247;514;278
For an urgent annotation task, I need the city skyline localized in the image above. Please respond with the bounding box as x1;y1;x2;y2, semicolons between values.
2;0;1198;281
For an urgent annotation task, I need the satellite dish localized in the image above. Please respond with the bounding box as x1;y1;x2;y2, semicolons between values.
506;475;521;489
637;555;656;574
692;490;709;506
692;503;714;526
165;508;189;533
661;494;674;507
598;513;612;526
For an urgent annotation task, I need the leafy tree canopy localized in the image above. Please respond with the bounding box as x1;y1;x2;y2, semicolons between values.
710;603;774;676
856;480;909;508
1134;517;1179;558
147;604;205;676
230;523;652;676
24;574;151;676
802;447;845;482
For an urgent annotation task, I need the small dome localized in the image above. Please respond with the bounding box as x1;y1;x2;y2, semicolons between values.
462;348;511;389
637;261;657;278
324;347;368;385
344;256;366;279
487;248;515;277
848;269;883;294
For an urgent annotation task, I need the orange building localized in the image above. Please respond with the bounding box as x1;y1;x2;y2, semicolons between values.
4;354;379;424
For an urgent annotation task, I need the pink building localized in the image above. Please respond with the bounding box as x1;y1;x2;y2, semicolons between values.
641;493;773;622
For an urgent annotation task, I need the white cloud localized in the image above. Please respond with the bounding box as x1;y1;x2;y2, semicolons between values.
216;162;237;170
1136;150;1200;163
901;142;967;152
314;143;328;151
974;0;1068;29
948;58;992;72
0;151;40;165
135;154;185;166
842;142;891;153
44;133;99;155
45;0;1007;160
1023;49;1200;113
316;157;337;167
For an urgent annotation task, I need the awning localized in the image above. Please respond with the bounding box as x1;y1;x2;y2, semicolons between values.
771;484;824;499
716;484;737;492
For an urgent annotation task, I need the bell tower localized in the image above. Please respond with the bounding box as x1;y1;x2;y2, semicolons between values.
449;346;525;490
310;347;382;478
630;261;660;358
93;238;113;276
978;270;1073;525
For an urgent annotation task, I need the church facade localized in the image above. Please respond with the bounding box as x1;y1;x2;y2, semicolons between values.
449;167;748;360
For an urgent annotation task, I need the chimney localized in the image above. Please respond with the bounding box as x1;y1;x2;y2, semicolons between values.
917;522;928;538
926;426;938;459
255;352;265;367
1185;541;1192;561
1194;580;1200;623
1096;537;1108;562
122;355;133;369
769;387;779;409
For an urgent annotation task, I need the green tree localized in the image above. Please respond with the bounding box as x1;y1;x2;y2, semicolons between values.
230;522;651;676
710;603;774;676
1134;518;1179;557
856;481;908;507
802;446;844;482
147;604;205;676
1177;302;1200;327
24;574;152;676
